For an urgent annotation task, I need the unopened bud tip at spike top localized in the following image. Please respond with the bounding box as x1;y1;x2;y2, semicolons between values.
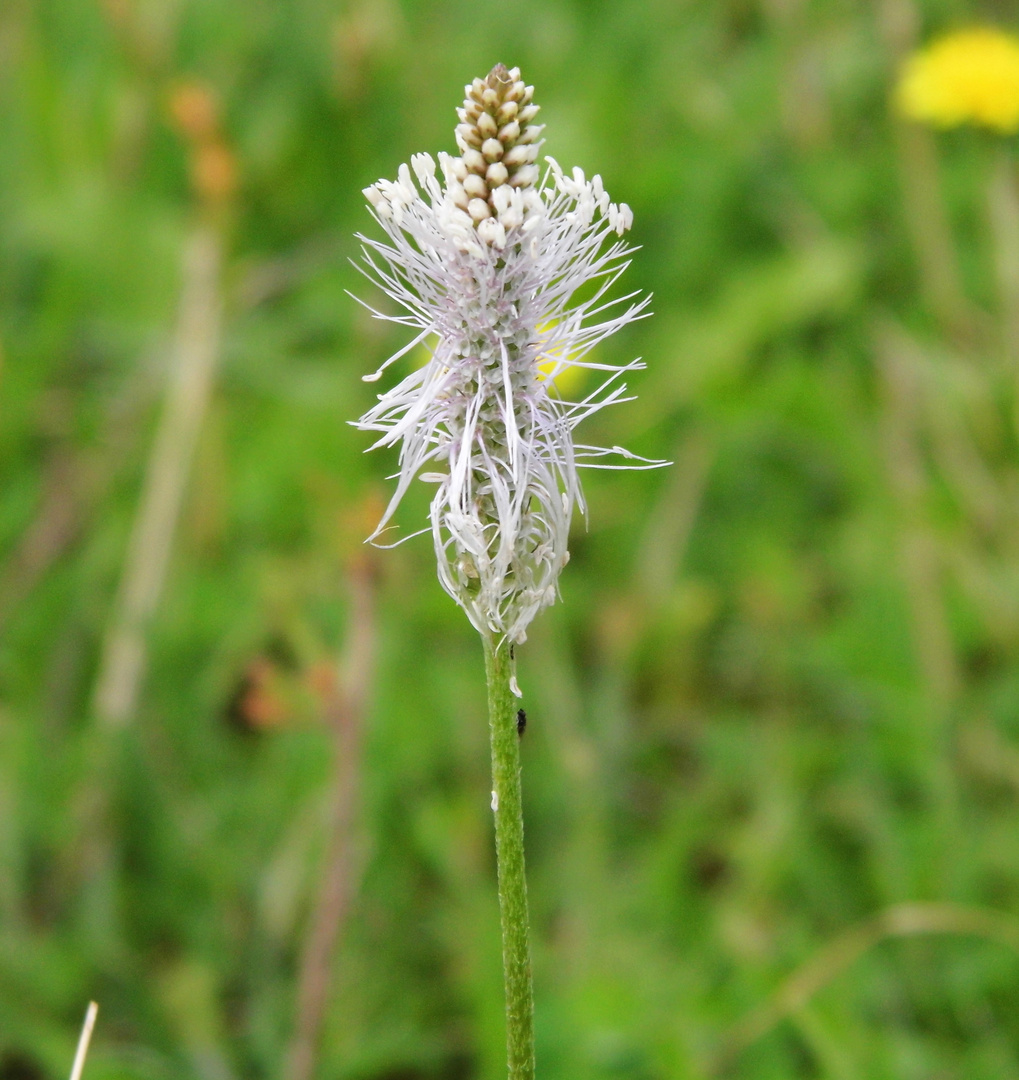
354;66;663;643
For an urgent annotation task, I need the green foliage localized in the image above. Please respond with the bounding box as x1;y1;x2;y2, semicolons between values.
3;0;1019;1077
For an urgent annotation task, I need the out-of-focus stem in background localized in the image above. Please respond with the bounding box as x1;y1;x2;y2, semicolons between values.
284;538;377;1080
69;79;236;939
92;82;235;729
879;0;981;345
875;322;961;719
92;226;223;726
874;321;962;887
987;150;1019;438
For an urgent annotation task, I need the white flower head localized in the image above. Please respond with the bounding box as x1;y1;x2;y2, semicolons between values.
354;64;661;644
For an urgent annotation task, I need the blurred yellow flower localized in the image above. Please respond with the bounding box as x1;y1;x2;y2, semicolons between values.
534;319;588;397
895;27;1019;133
413;325;589;396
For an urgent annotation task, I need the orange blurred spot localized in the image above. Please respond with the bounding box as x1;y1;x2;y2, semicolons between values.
167;80;220;143
192;142;237;202
307;661;339;702
237;657;291;730
100;0;132;28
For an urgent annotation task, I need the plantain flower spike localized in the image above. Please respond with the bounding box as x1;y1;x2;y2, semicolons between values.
354;64;660;643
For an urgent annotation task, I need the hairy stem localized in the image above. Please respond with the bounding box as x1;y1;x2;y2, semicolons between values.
483;636;534;1080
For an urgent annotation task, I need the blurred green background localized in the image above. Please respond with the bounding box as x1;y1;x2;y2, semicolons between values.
6;0;1019;1077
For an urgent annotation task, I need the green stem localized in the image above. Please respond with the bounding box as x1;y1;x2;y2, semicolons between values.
483;635;535;1080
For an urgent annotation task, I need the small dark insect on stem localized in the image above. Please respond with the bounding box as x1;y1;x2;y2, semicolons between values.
516;708;527;737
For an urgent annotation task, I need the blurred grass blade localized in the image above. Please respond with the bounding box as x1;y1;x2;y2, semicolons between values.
715;903;1019;1074
878;0;980;343
988;150;1019;411
874;319;960;714
92;225;224;729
